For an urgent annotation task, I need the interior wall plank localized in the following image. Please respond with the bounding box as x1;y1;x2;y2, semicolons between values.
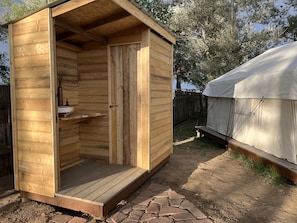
78;47;109;161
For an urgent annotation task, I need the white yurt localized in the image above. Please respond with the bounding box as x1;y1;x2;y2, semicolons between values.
203;42;297;165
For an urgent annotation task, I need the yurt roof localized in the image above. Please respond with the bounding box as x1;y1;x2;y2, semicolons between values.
203;41;297;100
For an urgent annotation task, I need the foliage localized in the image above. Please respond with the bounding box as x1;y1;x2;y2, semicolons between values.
0;0;55;23
283;0;297;41
232;150;287;185
170;0;287;89
174;127;196;141
134;0;287;90
0;0;56;84
133;0;174;26
0;25;9;85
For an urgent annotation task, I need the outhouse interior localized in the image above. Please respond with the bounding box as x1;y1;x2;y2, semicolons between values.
8;0;175;217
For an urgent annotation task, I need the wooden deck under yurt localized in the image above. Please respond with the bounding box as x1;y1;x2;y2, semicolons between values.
6;0;175;218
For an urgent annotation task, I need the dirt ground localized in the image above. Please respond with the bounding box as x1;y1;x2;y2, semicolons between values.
1;120;297;223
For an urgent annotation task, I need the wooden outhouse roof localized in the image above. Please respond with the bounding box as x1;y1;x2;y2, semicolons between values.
6;0;175;46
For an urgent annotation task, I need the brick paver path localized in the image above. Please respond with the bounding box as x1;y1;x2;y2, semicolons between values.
105;183;213;223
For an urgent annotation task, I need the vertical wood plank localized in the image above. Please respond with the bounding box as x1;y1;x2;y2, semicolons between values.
109;47;117;164
9;24;19;190
116;47;123;165
109;44;139;166
123;45;130;165
48;10;59;192
137;29;150;170
128;44;139;166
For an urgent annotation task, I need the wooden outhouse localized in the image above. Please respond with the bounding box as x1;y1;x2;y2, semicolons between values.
7;0;175;218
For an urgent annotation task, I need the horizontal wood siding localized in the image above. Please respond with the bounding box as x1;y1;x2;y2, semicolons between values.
149;33;173;169
10;9;55;196
78;47;109;161
56;46;80;169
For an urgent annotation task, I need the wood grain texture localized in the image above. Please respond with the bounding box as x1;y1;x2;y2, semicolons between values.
149;32;173;169
10;9;55;196
78;47;109;160
109;44;139;166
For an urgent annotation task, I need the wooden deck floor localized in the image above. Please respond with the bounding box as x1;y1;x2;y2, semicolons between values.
57;162;147;205
20;157;169;219
47;162;147;218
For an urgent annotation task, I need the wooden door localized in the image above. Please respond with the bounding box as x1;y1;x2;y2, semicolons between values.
109;44;140;166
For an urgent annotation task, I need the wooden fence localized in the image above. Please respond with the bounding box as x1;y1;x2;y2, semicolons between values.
0;88;205;175
173;90;207;125
0;85;13;177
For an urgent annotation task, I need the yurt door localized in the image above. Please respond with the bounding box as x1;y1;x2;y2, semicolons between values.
109;44;140;166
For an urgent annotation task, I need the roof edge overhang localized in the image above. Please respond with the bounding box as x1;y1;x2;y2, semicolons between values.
3;0;176;44
1;0;68;27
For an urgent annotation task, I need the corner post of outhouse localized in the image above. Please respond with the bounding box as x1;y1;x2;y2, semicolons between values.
48;7;59;193
137;29;151;170
8;23;19;190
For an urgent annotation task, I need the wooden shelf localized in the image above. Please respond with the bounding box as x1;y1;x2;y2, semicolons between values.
59;112;105;128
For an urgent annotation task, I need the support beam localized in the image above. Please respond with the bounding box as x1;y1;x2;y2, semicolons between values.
55;19;107;44
56;11;130;42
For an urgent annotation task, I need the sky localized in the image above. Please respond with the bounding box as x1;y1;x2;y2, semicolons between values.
0;0;292;90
